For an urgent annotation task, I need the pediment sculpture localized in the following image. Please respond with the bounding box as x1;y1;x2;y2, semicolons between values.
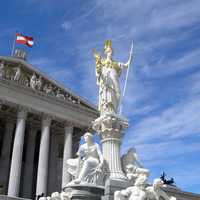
0;59;81;105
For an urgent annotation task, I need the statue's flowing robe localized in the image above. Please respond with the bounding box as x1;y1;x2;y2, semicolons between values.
96;58;122;115
66;143;101;182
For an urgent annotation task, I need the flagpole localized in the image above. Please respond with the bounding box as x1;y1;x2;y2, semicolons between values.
11;32;16;56
119;40;134;115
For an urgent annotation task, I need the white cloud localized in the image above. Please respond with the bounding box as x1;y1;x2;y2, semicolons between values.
147;1;200;31
135;141;200;163
16;0;200;192
145;48;200;77
124;96;200;145
61;21;71;32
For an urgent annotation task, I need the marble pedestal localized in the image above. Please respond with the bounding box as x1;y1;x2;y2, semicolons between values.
93;113;128;180
93;113;129;200
63;184;104;200
102;179;131;200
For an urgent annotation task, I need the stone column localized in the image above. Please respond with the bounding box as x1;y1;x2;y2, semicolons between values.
93;114;130;200
8;107;28;197
36;115;51;196
93;114;128;180
22;127;38;198
0;120;15;194
62;123;73;188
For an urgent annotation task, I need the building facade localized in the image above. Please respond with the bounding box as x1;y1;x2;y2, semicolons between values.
0;50;99;199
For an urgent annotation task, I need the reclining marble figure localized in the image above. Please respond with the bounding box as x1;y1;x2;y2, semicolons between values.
122;148;149;184
116;148;177;200
114;173;176;200
66;132;105;185
114;171;149;200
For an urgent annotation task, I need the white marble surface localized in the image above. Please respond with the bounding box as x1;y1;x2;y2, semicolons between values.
66;132;105;186
114;177;177;200
8;107;27;197
93;114;128;180
93;41;132;115
36;115;52;196
62;125;73;188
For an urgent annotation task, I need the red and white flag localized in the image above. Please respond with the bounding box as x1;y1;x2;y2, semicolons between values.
16;33;34;47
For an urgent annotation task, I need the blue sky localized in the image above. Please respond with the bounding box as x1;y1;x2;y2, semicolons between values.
0;0;200;194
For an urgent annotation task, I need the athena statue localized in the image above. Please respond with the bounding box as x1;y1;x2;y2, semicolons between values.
93;40;132;115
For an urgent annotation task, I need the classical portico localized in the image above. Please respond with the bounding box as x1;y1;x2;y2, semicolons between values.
36;115;52;196
0;51;99;199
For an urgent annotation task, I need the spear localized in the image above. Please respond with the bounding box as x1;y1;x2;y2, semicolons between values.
11;32;17;56
119;40;134;115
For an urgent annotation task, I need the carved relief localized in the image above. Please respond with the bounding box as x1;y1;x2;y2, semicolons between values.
30;73;37;90
56;89;65;100
36;76;43;90
13;66;21;81
0;59;82;105
0;61;5;79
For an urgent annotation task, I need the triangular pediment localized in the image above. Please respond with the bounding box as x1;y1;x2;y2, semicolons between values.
0;55;98;113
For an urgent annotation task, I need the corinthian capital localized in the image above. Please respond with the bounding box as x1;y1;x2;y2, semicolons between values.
42;114;52;127
92;113;129;140
64;121;74;128
17;106;28;120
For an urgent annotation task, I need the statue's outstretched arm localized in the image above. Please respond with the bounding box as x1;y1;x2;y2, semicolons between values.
119;41;134;68
119;54;133;69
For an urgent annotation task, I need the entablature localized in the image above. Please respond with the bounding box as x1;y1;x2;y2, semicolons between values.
0;56;98;113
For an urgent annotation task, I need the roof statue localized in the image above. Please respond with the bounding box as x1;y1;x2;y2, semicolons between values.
160;172;175;186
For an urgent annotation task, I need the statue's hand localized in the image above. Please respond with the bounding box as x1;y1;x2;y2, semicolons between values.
93;49;101;60
125;56;132;68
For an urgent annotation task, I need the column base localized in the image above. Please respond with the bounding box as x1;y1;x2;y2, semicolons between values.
103;178;131;200
108;171;127;181
63;184;104;200
93;113;129;182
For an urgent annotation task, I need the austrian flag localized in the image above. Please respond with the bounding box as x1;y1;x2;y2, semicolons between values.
16;33;34;47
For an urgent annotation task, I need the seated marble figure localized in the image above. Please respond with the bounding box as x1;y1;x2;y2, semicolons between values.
66;132;105;186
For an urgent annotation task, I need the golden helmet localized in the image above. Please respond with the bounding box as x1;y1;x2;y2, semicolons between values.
104;40;113;52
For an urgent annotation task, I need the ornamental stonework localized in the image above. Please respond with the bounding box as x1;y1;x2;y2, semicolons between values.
0;59;81;105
